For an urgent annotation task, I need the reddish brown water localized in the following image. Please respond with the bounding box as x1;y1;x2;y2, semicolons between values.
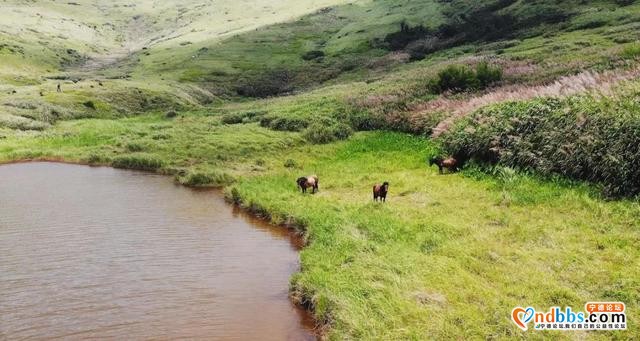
0;162;314;340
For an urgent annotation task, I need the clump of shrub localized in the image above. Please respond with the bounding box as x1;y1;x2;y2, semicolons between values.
82;100;96;109
475;61;503;87
221;111;266;124
621;43;640;60
86;153;108;165
236;69;295;98
347;110;387;131
302;118;353;144
0;114;49;131
441;92;640;197
430;62;502;93
165;110;177;118
383;22;431;50
405;37;442;61
284;159;298;168
259;115;309;132
125;142;145;152
176;170;235;187
112;154;164;171
302;50;325;61
431;65;479;93
152;133;171;140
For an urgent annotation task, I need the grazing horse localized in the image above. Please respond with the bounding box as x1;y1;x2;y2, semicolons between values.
429;156;459;174
373;182;389;202
297;175;319;194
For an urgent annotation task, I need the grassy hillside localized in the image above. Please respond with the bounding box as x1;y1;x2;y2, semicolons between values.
4;0;639;112
0;0;352;126
134;0;640;97
1;0;640;339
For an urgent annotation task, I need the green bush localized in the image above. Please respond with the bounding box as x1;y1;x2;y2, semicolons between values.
112;154;164;171
475;62;503;87
621;43;640;60
83;101;96;109
441;92;640;197
348;110;386;131
86;153;107;165
259;115;308;132
433;65;480;93
383;22;431;50
284;159;298;168
301;50;325;61
431;62;502;93
236;69;294;98
303;120;353;144
125;142;145;152
177;170;235;187
221;111;266;124
0;115;49;131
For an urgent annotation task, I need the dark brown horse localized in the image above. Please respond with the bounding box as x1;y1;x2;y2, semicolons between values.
373;182;389;202
429;156;459;174
297;175;319;194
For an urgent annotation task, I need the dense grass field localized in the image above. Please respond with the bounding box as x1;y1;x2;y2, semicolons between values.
231;132;640;339
2;0;640;339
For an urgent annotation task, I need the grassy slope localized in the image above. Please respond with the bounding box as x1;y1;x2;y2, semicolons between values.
2;0;639;132
211;1;640;137
0;0;352;125
138;0;446;84
153;0;640;95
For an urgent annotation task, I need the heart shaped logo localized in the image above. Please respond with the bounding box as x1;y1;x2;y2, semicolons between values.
512;307;535;331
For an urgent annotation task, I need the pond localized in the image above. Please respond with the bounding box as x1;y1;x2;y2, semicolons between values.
0;162;314;340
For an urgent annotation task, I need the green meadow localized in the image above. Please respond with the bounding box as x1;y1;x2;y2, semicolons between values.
2;0;640;339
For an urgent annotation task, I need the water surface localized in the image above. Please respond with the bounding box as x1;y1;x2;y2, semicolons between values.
0;162;314;340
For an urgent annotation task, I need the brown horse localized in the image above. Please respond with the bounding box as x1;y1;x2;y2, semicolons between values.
297;175;319;194
429;156;459;174
373;182;389;202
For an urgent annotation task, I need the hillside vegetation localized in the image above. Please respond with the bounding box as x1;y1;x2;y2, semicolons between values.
1;0;640;339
